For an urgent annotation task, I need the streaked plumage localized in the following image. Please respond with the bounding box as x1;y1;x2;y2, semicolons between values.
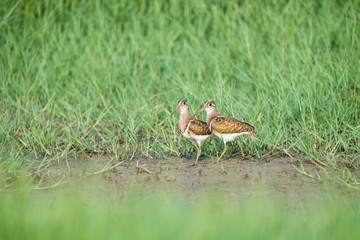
188;119;212;136
171;100;211;165
210;116;255;134
194;101;256;162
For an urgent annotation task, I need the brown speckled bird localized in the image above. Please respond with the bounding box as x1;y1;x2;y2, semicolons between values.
171;100;212;165
193;101;256;163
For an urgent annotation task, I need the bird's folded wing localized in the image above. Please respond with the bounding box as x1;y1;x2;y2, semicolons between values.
188;119;212;136
210;116;255;133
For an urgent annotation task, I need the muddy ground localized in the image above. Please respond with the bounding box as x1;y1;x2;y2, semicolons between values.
35;154;342;202
109;156;326;200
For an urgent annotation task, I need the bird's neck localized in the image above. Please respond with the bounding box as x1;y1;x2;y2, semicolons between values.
178;108;192;133
206;109;220;125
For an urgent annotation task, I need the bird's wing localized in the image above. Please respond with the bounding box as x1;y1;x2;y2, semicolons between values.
188;119;212;136
210;115;255;134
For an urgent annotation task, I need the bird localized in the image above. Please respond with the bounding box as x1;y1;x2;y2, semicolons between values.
171;100;212;165
193;101;256;163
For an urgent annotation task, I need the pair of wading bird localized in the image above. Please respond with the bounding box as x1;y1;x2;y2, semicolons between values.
171;100;257;165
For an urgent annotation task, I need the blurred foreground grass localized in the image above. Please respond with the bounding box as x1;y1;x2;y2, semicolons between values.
0;0;359;187
0;186;359;240
1;1;359;238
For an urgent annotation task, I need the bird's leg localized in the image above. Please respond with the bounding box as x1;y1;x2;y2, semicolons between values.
217;141;227;163
190;140;198;153
236;140;245;158
195;145;201;165
189;145;195;153
210;137;217;155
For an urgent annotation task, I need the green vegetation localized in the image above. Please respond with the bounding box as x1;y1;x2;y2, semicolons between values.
0;185;359;240
1;1;360;238
0;0;359;187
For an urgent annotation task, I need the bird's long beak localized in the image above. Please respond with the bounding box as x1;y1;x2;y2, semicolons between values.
193;107;205;117
170;106;180;116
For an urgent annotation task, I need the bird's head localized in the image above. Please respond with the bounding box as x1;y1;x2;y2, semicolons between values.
170;99;188;116
193;101;217;117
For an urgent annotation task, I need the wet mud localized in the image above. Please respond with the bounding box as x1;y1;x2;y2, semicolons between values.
106;155;325;201
38;154;332;201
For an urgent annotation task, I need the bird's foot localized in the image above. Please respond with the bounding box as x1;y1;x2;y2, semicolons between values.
220;163;227;175
188;162;199;168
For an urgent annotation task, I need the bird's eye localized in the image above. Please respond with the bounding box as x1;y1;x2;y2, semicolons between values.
183;102;186;105
208;103;212;106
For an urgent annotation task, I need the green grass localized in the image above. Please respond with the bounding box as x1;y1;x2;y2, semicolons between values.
0;185;359;240
0;0;359;187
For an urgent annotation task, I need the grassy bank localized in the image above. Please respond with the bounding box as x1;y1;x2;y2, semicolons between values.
0;0;359;186
0;186;359;240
